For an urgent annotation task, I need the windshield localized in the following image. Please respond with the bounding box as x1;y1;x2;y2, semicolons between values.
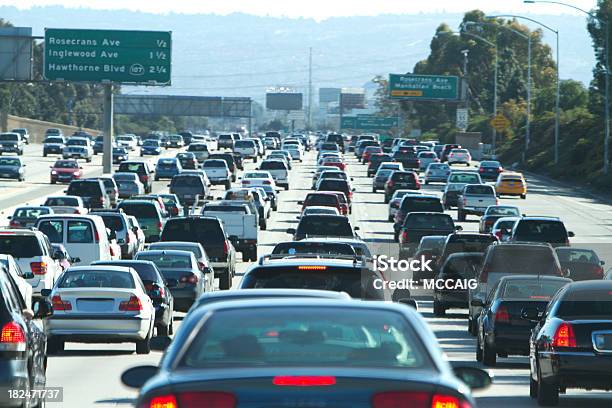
136;253;192;269
501;279;568;300
54;160;78;169
58;270;135;288
0;236;42;257
297;217;353;237
0;158;20;166
449;173;480;183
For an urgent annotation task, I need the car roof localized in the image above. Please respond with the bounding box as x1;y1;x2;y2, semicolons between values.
137;249;195;257
518;216;561;221
150;241;203;248
65;265;134;273
194;289;351;303
498;274;571;282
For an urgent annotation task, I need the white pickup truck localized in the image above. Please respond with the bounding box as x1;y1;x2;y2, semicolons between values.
200;201;258;262
457;184;498;221
202;159;232;190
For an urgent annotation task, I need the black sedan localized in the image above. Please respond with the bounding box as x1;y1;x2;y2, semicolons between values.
474;275;570;367
527;280;612;406
433;252;484;316
477;160;504;181
122;299;491;408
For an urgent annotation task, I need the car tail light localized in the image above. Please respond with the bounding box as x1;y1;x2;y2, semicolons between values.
480;264;491;283
479;168;485;173
180;274;199;284
593;264;605;278
388;181;394;187
552;322;577;348
51;295;72;311
223;240;229;255
495;306;510;323
30;262;47;275
158;221;163;230
264;180;271;185
197;261;207;272
495;198;500;205
373;391;467;408
242;180;250;184
0;322;26;350
94;229;100;243
119;295;143;311
273;376;336;386
146;392;236;408
391;201;399;209
494;230;503;240
126;233;132;245
172;207;179;216
141;175;149;182
9;220;19;228
401;230;408;242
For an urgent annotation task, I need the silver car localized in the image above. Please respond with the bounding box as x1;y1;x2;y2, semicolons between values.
424;162;451;184
113;172;145;198
418;151;440;171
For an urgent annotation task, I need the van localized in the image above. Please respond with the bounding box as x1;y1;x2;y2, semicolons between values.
35;214;113;266
467;242;564;334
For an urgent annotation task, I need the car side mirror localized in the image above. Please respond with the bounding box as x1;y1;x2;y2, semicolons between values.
121;365;159;389
52;249;64;260
470;299;484;307
453;366;492;391
40;289;52;297
568;231;575;237
132;227;139;234
354;226;360;231
80;166;83;169
32;298;53;319
286;228;296;235
6;216;11;220
297;201;304;205
455;225;463;231
72;257;81;264
601;260;606;265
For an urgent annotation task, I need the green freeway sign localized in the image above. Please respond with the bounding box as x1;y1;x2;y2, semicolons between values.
44;28;171;84
389;74;458;100
341;115;399;130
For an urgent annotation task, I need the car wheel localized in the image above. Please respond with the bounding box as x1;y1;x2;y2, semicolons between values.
50;179;56;184
482;339;497;367
260;220;267;230
157;322;169;337
384;195;390;204
537;367;559;406
388;215;393;222
43;151;47;157
372;187;377;193
136;329;152;354
530;374;538;398
476;333;483;362
154;176;159;181
47;338;64;355
458;210;466;222
219;272;231;290
521;194;527;199
433;301;445;317
86;158;91;163
225;181;231;190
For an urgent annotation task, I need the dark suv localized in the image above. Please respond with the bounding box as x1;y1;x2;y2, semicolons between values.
118;160;154;193
399;212;459;257
510;217;574;247
384;171;420;203
160;217;236;290
287;215;359;241
393;195;444;241
66;179;110;209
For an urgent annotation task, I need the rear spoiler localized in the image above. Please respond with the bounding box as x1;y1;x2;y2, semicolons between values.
258;253;366;267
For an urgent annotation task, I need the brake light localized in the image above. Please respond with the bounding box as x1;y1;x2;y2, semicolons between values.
0;322;25;345
223;240;229;255
119;295;143;311
298;265;327;270
264;180;271;184
593;264;605;278
141;175;149;182
371;391;432;408
94;229;100;243
180;274;199;284
479;168;485;173
495;230;503;239
495;305;510;323
147;392;236;408
30;262;47;275
9;220;19;228
273;376;336;386
110;245;116;257
401;230;408;242
197;261;206;272
126;233;132;245
51;295;72;311
388;181;394;187
158;221;162;230
552;322;577;348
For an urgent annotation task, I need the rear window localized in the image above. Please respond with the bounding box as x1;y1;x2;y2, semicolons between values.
118;162;145;174
557;289;612;318
241;267;383;300
97;262;160;283
445;235;496;254
486;207;520;216
297;217;353;237
448;173;480;183
203;160;226;168
162;219;225;245
45;197;79;207
514;220;568;243
0;235;42;257
235;140;255;148
188;144;208;152
501;279;568;300
150;245;203;259
136;253;192;269
400;197;443;213
318;180;349;192
67;181;102;196
260;161;286;170
100;215;125;232
465;185;494;195
119;203;160;219
0;134;19;141
203;205;248;213
392;172;417;182
58;270;135;288
180;307;427;368
45;137;64;144
441;255;483;279
487;246;559;275
54;160;78;169
305;194;339;206
271;242;356;256
157;159;177;167
14;208;50;218
171;176;204;188
555;249;599;264
405;214;453;229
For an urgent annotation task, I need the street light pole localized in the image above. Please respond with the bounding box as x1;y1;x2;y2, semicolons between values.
524;0;609;172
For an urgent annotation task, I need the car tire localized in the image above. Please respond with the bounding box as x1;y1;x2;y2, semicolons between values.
50;179;56;184
136;330;152;354
260;220;267;230
86;158;91;163
43;151;47;157
372;187;377;193
476;334;483;362
284;185;289;191
458;210;466;222
47;338;64;355
388;215;393;222
537;367;559;406
219;272;231;290
225;181;231;190
157;322;170;337
482;339;497;367
521;194;527;199
384;195;390;204
530;374;538;399
433;301;445;317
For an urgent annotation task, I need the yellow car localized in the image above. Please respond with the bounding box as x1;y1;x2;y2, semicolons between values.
495;172;527;199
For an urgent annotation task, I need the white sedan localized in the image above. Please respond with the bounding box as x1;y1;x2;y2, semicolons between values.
241;171;277;189
44;265;155;355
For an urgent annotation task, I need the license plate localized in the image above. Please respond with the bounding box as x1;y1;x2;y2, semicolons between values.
184;195;193;198
1;173;11;178
476;207;486;212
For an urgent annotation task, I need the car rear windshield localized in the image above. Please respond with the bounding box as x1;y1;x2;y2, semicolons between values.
297;217;353;237
449;173;480;183
97;262;160;283
171;176;204;188
136;253;192;269
203;160;226;168
235;140;255;148
119;203;159;218
486;207;520;216
400;197;443;212
150;245;203;259
405;214;453;229
188;144;208;151
14;208;50;218
54;160;78;169
45;137;64;144
305;194;339;206
179;307;428;369
501;279;568;300
0;158;20;166
45;197;78;206
445;235;497;254
202;205;248;213
465;185;494;195
392;172;417;182
0;235;42;257
514;220;568;243
58;270;135;288
118;163;145;174
162;219;225;245
556;248;599;264
260;161;286;170
272;242;356;256
556;289;612;318
441;255;483;279
100;215;125;232
67;181;101;196
487;246;559;275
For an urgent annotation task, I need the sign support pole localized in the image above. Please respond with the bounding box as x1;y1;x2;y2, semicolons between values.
102;83;114;175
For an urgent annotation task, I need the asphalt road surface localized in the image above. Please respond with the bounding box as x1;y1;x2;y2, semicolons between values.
9;144;610;407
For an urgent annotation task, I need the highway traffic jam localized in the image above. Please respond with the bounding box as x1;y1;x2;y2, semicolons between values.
0;128;611;408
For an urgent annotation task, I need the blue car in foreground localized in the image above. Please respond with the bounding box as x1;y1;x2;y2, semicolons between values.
140;140;163;156
122;297;491;408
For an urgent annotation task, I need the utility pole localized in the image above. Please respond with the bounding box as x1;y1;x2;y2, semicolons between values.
338;92;344;132
308;47;313;130
461;49;470;129
102;83;113;175
526;34;532;160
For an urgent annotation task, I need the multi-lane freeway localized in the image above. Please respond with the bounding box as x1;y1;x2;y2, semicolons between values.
0;140;602;407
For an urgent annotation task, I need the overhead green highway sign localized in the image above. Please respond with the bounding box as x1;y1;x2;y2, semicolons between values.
341;115;399;130
44;28;171;84
389;73;458;100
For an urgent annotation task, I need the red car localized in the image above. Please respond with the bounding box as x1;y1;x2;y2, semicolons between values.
321;159;346;171
50;159;82;184
361;146;383;163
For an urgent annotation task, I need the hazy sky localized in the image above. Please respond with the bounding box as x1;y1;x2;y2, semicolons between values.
5;0;598;20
